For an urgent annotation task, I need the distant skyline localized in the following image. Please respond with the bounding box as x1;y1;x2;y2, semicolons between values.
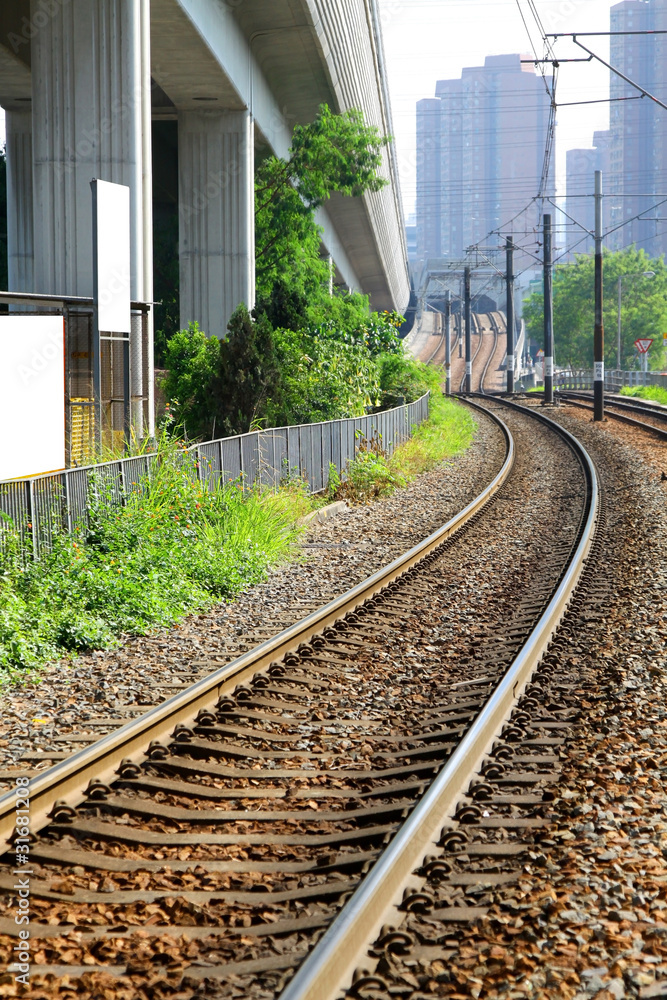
1;1;619;236
380;0;618;219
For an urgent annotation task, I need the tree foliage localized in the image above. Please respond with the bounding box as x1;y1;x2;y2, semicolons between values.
163;309;280;439
255;104;390;304
162;323;220;440
212;305;280;437
523;247;667;369
161;308;419;440
266;328;380;427
162;105;407;438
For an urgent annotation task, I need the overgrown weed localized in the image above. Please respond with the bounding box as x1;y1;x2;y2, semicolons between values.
619;385;667;405
0;432;310;677
329;392;475;504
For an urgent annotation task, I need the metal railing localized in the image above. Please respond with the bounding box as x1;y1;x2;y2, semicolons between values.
555;369;667;391
0;393;430;559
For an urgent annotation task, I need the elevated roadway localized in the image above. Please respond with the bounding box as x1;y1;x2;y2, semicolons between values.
0;0;409;429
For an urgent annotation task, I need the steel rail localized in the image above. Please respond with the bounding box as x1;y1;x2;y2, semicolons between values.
559;388;667;419
458;314;487;393
479;312;502;393
0;401;515;853
424;310;445;365
279;399;599;1000
557;391;667;441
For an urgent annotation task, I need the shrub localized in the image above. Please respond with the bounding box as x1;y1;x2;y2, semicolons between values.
161;322;220;440
212;305;280;435
267;328;380;426
377;352;440;405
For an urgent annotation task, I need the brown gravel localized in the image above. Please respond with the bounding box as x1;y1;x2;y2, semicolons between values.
364;400;667;1000
0;402;590;998
0;403;505;785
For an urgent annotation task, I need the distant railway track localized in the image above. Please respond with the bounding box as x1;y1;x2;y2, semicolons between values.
0;397;600;1000
554;389;667;441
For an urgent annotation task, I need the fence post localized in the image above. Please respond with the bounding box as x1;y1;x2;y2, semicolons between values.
26;480;37;560
63;472;72;534
118;461;127;504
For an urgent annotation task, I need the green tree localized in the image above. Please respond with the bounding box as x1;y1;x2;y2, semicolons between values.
255;104;390;305
523;247;667;369
212;305;280;436
162;323;220;440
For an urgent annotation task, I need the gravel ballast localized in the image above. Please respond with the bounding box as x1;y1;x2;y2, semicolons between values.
370;400;667;1000
0;403;505;784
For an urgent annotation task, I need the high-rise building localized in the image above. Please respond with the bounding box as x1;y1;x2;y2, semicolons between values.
416;54;554;264
565;131;611;258
607;0;667;255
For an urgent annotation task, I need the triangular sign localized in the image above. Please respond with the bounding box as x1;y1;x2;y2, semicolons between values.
634;338;653;354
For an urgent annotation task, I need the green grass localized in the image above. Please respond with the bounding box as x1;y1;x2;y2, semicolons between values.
619;385;667;405
0;434;310;677
0;389;476;677
390;394;475;479
330;392;475;503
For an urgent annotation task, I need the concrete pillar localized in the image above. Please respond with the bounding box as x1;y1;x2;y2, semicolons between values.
30;0;152;433
5;109;34;293
178;110;255;338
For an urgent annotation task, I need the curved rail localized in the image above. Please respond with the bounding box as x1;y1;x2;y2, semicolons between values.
458;315;486;392
478;311;501;392
0;403;516;852
279;397;600;1000
557;389;667;440
424;310;445;365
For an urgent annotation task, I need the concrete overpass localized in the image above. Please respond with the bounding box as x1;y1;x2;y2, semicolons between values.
0;0;409;328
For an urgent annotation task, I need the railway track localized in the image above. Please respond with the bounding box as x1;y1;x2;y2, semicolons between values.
0;398;600;1000
554;389;667;441
457;312;506;394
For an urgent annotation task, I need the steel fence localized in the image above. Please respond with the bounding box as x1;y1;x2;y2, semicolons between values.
554;369;667;391
0;393;429;559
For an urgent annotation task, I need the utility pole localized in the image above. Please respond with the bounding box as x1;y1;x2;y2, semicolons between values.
464;266;472;393
444;289;451;397
594;170;604;421
506;237;515;393
543;214;554;404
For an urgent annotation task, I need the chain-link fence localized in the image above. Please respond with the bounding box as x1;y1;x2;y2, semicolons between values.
0;393;430;559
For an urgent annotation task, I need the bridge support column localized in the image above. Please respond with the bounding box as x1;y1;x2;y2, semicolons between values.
30;0;151;433
5;109;34;294
178;110;255;338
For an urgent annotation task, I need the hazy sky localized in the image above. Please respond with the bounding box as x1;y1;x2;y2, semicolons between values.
380;0;618;217
0;0;615;221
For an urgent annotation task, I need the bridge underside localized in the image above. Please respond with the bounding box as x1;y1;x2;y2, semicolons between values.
0;0;409;343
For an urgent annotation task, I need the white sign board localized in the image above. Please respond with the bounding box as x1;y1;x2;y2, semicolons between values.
0;316;66;480
92;179;131;334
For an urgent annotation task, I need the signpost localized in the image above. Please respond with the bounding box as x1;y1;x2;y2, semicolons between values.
91;179;132;450
634;337;653;375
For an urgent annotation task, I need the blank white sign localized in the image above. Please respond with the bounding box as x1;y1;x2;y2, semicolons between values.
93;179;131;334
0;316;66;481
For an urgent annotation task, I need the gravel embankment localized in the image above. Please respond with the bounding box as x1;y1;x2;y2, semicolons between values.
406;400;667;1000
0;403;506;784
0;397;586;1000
